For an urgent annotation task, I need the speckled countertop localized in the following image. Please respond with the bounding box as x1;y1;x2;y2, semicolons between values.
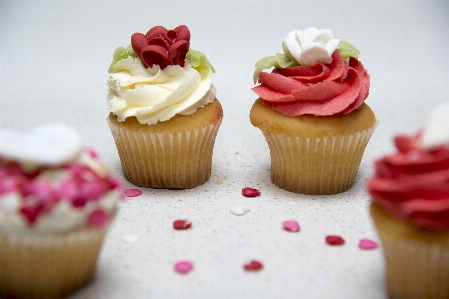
1;1;449;298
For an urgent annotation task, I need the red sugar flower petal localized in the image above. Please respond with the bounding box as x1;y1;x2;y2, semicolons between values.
124;188;142;197
326;235;345;245
174;260;194;274
242;187;261;197
243;260;263;271
358;238;379;250
282;220;300;232
88;209;108;227
173;219;192;230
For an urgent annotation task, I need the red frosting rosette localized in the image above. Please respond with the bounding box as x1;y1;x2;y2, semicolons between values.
252;51;370;116
367;132;449;231
131;25;190;69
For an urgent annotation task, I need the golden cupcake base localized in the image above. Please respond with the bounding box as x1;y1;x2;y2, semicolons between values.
107;99;223;188
371;202;449;299
250;99;376;194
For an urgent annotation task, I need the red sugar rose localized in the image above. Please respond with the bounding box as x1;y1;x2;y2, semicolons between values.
131;25;190;69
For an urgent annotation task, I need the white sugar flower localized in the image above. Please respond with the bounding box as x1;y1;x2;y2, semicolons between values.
282;27;341;66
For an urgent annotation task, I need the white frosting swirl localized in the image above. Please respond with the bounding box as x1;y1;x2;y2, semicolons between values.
282;27;341;66
107;57;216;125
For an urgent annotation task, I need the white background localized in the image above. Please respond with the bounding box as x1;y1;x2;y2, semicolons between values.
1;1;449;298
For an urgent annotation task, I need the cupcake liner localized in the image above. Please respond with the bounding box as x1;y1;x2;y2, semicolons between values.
108;117;222;188
261;125;376;194
371;203;449;299
0;226;110;299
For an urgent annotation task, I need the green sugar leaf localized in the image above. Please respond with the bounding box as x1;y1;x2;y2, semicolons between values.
338;41;360;60
253;53;298;84
186;49;215;73
108;45;137;73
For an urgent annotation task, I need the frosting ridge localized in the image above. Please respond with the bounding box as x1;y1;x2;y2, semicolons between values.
368;132;449;231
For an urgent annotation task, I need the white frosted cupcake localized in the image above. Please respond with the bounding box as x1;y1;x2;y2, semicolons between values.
250;27;376;194
107;25;223;188
0;124;123;299
368;103;449;299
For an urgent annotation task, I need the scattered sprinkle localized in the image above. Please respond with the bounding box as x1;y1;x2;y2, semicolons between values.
124;188;142;197
216;180;223;185
282;220;300;232
230;204;250;216
173;219;192;230
120;234;140;244
235;151;239;155
358;238;379;250
243;260;263;271
174;260;194;274
325;235;345;245
242;187;261;197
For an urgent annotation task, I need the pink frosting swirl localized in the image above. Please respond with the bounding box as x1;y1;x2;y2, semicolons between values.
252;51;370;116
367;132;449;231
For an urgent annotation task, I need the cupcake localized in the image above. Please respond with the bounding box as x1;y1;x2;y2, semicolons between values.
107;25;223;188
367;102;449;299
250;27;376;194
0;124;122;299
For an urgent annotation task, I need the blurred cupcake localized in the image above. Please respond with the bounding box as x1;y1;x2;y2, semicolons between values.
250;27;376;194
107;25;223;188
368;102;449;299
0;124;122;299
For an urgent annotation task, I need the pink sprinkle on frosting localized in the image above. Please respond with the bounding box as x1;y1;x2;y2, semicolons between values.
282;220;300;232
87;209;108;227
174;260;194;274
124;188;143;197
358;238;379;250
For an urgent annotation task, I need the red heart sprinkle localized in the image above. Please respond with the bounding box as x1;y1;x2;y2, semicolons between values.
243;260;263;271
173;219;192;230
242;187;261;197
325;235;345;245
282;220;300;232
174;260;194;274
124;188;142;197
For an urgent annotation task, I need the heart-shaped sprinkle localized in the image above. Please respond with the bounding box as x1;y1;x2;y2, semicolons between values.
325;235;345;245
282;220;300;232
0;124;83;167
87;209;108;227
120;234;140;244
242;187;261;197
124;188;142;197
173;219;192;230
243;260;263;271
174;260;194;274
230;204;250;216
358;238;379;250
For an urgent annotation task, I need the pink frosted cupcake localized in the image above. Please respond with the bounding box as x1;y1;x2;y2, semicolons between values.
0;124;123;299
368;103;449;299
250;27;376;194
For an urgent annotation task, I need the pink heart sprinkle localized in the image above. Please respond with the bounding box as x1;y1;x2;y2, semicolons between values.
325;235;345;245
242;187;261;197
282;220;300;232
87;209;108;227
173;219;192;230
358;238;379;250
124;188;142;197
243;260;263;271
174;260;194;274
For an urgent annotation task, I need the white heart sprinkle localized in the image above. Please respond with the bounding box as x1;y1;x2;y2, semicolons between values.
421;102;449;150
120;234;140;244
0;124;83;167
230;204;250;216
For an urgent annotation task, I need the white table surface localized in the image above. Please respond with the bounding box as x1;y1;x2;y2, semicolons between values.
1;1;449;298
